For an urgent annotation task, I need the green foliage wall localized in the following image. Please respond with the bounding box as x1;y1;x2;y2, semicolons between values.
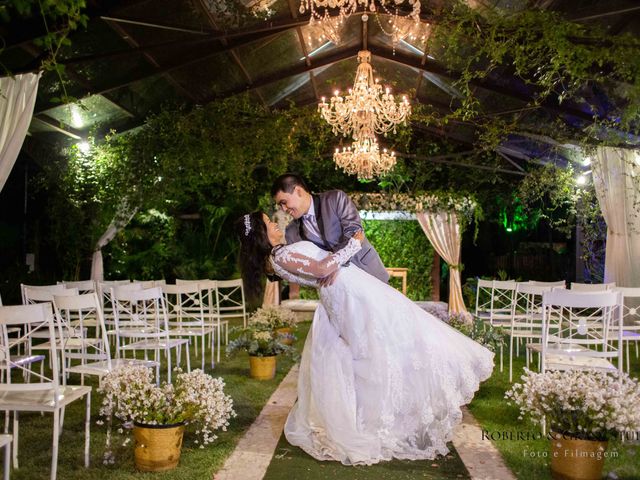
362;219;433;300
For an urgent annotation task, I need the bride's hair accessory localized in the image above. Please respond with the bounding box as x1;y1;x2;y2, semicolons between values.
244;214;252;236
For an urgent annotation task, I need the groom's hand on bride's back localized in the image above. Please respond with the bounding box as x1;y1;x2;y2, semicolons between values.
353;230;365;243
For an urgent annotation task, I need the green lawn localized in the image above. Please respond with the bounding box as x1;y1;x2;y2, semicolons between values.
7;321;311;480
468;344;640;480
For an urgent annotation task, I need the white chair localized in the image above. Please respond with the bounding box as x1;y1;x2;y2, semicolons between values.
509;283;555;382
20;284;65;305
570;282;616;292
0;304;91;479
53;293;158;384
475;280;516;372
176;279;226;363
0;434;10;480
528;280;567;288
163;284;214;370
57;280;96;293
474;279;493;322
216;279;247;329
112;287;190;383
541;290;622;373
22;288;79;367
611;287;640;372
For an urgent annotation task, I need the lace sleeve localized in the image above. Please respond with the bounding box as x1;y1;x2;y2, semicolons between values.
270;237;362;285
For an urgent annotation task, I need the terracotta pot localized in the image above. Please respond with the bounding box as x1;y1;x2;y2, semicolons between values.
275;327;294;346
249;355;276;380
133;422;185;472
550;432;608;480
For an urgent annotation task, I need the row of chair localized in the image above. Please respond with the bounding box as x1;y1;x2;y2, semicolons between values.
0;278;248;479
475;280;640;381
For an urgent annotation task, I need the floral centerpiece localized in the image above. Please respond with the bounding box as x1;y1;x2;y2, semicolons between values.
506;369;640;480
449;315;506;353
98;365;235;471
248;305;298;345
227;311;298;380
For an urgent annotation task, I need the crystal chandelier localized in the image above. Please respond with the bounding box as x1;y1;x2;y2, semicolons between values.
318;50;411;141
299;0;421;47
334;136;396;180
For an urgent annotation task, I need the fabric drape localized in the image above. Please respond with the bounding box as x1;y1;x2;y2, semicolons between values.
416;211;468;316
592;146;640;287
0;72;41;192
262;280;280;307
90;206;138;281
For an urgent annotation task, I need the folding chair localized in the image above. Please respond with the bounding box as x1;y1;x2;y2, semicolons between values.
541;290;622;373
0;304;91;479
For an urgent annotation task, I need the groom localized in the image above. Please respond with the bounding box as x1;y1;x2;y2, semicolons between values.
271;173;389;285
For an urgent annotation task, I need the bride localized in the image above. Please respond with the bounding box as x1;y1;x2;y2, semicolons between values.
236;211;494;466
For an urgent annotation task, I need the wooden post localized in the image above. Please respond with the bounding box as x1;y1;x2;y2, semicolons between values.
431;252;440;301
289;283;300;299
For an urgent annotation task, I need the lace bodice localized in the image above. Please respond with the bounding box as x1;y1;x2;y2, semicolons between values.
269;238;362;288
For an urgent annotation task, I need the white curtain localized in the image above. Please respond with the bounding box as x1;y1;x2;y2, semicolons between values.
0;72;41;192
416;211;469;317
592;146;640;287
90;206;138;281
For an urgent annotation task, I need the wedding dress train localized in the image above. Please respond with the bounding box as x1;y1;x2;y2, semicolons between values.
270;239;494;466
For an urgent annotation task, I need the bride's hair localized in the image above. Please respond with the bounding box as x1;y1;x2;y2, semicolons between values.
235;211;273;302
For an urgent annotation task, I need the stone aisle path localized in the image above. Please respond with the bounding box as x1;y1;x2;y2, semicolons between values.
214;364;516;480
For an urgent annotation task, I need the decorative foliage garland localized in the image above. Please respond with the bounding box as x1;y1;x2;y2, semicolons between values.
350;191;481;227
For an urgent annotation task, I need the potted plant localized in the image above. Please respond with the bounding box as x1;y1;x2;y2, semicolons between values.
506;369;640;480
227;319;297;380
248;305;298;346
98;365;236;472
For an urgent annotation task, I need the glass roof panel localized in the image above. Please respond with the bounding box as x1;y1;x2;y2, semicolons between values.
108;76;188;118
300;14;362;53
235;30;304;80
368;55;419;96
115;0;212;30
417;80;460;109
28;117;60;134
367;14;431;56
42;95;132;131
170;51;246;100
313;57;360;99
259;72;313;106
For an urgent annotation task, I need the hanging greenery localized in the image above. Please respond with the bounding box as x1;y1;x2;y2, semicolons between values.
516;163;578;237
1;0;88;103
422;2;640;149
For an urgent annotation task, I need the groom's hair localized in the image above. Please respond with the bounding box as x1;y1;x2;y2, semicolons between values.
271;173;309;197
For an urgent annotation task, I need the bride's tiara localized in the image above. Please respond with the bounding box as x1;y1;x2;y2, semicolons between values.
244;214;252;236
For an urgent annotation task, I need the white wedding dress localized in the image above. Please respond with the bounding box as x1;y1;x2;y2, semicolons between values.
270;239;494;466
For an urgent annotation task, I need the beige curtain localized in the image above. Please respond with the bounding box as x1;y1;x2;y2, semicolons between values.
416;210;469;317
592;146;640;287
262;280;280;307
0;72;41;192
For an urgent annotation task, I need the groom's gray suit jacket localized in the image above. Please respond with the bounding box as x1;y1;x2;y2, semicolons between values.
285;190;389;284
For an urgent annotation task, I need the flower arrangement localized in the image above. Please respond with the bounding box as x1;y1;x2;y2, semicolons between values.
249;305;297;330
449;316;506;353
97;365;236;462
505;369;640;440
227;325;296;358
